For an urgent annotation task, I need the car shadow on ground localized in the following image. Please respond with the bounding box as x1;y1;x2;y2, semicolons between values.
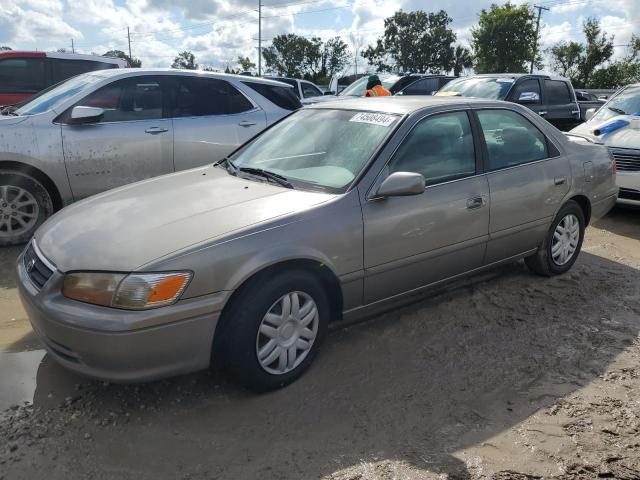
7;250;638;479
593;205;640;241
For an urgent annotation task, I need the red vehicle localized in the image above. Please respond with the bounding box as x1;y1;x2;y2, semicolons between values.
0;51;127;106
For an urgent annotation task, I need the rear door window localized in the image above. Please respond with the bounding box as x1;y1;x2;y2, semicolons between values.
511;79;541;103
0;58;46;92
242;81;302;110
476;109;549;170
171;77;253;117
301;82;323;98
545;80;572;105
51;59;116;84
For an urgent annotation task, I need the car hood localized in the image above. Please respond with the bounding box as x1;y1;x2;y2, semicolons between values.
35;166;336;272
571;117;640;150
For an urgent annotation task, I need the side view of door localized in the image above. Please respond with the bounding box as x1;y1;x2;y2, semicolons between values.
361;109;490;304
59;75;174;199
542;79;581;131
471;107;571;263
170;76;267;171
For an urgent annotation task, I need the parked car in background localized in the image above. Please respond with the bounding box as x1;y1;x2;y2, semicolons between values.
0;51;127;107
575;90;606;121
336;74;456;98
265;76;327;104
17;97;616;390
437;74;583;131
0;69;301;246
570;83;640;206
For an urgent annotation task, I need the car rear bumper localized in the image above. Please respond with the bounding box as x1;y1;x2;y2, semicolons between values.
591;192;618;220
16;250;225;383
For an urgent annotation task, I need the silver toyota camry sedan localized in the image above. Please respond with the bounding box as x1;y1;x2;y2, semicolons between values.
17;97;617;391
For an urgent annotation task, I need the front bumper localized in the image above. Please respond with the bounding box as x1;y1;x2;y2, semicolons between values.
16;250;227;383
617;172;640;206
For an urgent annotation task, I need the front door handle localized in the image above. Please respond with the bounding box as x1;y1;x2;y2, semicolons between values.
144;127;168;134
466;196;485;210
554;176;566;186
238;121;256;127
538;111;548;116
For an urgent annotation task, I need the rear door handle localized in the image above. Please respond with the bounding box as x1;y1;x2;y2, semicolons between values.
554;176;566;186
238;121;256;127
144;127;168;134
466;196;485;210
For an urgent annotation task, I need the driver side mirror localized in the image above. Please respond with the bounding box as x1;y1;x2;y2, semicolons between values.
323;91;335;96
68;106;104;125
517;91;540;104
584;108;597;122
374;172;425;198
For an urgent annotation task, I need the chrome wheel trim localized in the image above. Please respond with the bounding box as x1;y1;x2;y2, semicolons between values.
256;291;319;375
551;213;580;266
0;185;39;238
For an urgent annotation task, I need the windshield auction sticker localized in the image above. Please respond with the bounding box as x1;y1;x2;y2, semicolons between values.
349;112;396;127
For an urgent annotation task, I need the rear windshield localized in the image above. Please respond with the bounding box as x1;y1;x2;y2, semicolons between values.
242;81;302;110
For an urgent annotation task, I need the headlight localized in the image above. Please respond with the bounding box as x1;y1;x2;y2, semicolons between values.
62;271;192;310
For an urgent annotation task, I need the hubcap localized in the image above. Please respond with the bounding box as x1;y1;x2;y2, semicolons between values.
551;213;580;266
0;185;39;238
256;291;319;375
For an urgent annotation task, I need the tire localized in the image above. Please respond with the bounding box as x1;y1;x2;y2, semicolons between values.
0;171;54;247
525;200;586;277
215;269;330;391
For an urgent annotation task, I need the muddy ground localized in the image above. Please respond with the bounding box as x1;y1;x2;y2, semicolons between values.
0;206;639;479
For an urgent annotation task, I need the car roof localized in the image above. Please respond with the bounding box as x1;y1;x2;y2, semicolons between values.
85;68;294;87
306;96;506;115
470;73;570;82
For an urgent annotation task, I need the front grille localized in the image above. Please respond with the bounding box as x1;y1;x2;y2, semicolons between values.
23;242;54;289
610;149;640;172
619;188;640;202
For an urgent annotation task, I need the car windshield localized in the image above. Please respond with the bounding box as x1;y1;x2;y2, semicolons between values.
590;85;640;123
438;77;515;100
339;75;400;97
15;73;105;116
228;109;399;192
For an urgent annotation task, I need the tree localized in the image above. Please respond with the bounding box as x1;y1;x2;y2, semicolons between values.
262;34;316;77
453;45;472;76
548;41;583;79
0;46;11;51
471;3;538;73
322;37;350;77
237;56;255;72
362;10;457;73
547;18;616;88
172;51;197;70
103;50;142;68
587;34;640;88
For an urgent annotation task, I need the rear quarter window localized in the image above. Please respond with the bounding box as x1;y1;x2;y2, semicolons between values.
242;81;302;111
0;58;46;92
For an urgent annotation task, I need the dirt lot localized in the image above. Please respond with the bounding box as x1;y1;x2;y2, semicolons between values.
0;207;639;479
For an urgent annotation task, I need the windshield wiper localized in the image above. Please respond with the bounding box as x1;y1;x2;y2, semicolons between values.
213;156;238;174
238;167;294;189
608;106;627;115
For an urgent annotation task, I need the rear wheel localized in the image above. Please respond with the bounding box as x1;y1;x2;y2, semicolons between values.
215;269;329;391
525;200;585;276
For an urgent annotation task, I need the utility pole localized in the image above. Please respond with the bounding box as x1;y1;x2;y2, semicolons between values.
127;26;132;60
71;39;75;53
530;5;549;73
258;0;262;76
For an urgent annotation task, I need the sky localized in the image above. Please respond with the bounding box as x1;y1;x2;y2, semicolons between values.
0;0;638;74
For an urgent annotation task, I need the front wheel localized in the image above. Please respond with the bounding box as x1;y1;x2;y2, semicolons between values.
0;171;54;247
525;200;585;276
215;269;329;391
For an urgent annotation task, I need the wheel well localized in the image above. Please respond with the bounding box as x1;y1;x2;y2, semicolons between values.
0;161;63;211
214;259;343;343
569;195;591;226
